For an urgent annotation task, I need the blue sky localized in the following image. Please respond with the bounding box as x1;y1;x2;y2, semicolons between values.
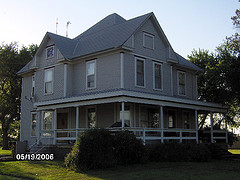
0;0;239;58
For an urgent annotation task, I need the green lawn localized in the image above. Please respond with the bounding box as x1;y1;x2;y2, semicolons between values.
0;147;12;156
0;160;240;180
229;149;240;154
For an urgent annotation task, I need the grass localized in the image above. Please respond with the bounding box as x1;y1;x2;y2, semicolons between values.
229;149;240;154
0;147;12;156
0;160;240;180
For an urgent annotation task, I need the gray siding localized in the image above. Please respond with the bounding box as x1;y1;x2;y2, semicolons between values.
20;75;36;145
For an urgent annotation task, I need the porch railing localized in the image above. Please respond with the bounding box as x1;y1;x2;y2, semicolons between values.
54;128;199;145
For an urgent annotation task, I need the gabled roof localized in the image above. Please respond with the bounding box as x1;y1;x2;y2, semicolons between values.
175;53;202;71
18;12;201;75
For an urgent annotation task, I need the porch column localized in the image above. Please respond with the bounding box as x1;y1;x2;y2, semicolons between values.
160;106;164;143
53;109;57;145
195;110;199;144
121;102;125;128
225;117;228;144
210;112;214;143
76;106;79;139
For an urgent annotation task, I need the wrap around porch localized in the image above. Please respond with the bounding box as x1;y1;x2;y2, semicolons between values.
36;101;228;146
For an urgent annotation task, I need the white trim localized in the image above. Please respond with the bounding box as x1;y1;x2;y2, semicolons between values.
30;112;37;137
177;71;186;96
131;52;165;64
153;61;163;91
120;52;124;88
143;32;154;50
44;68;54;95
121;102;125;128
86;60;96;90
63;64;68;97
35;90;227;113
195;110;199;144
135;57;146;88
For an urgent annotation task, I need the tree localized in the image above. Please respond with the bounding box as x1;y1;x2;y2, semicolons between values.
188;10;240;128
0;43;38;149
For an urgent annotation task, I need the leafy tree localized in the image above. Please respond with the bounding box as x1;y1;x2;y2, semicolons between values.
0;42;38;149
188;9;240;128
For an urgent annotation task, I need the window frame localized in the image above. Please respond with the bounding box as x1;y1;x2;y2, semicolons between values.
44;68;54;95
153;61;163;91
86;60;96;90
177;71;186;96
30;112;37;137
143;32;154;50
46;46;55;59
135;57;145;88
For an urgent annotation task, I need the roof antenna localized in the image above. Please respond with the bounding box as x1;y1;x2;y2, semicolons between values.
56;18;58;34
66;21;71;37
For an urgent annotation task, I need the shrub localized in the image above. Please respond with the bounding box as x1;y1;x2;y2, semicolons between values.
65;128;114;171
186;144;211;162
113;131;146;165
65;129;146;171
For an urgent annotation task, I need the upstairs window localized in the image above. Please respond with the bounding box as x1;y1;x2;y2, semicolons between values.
143;32;154;49
44;68;53;95
153;62;163;90
135;58;145;87
46;46;54;59
178;71;186;96
86;60;96;89
31;74;35;97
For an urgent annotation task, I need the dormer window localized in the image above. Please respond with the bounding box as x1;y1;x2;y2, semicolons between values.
46;46;54;59
143;32;154;49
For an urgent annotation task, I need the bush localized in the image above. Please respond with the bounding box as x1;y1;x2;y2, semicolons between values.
65;128;114;171
149;143;211;162
65;129;146;171
113;131;146;165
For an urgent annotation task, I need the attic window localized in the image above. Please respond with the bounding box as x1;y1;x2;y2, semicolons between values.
46;46;54;59
143;32;154;49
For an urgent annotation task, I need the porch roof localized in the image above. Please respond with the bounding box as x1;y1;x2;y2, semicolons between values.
34;89;227;113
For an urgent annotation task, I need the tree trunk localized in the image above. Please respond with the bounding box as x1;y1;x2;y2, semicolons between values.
2;128;9;150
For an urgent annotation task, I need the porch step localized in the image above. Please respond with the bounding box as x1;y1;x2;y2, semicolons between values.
29;145;55;154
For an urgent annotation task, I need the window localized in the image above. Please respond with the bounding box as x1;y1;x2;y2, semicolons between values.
31;74;35;97
120;105;131;127
143;32;154;49
87;107;96;128
135;58;145;87
183;112;190;129
86;60;96;89
153;62;162;90
46;46;54;59
178;71;186;96
44;68;53;94
31;113;37;137
43;111;53;131
168;110;176;128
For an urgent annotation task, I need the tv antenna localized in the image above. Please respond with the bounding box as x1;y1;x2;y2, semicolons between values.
66;21;71;37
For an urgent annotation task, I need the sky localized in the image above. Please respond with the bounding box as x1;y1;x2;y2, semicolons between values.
0;0;239;58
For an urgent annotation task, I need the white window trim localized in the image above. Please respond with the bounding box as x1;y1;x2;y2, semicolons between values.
30;112;37;137
86;60;96;90
46;46;55;59
143;32;154;50
42;111;54;132
44;68;54;95
135;57;146;88
153;61;163;91
86;106;97;128
177;71;187;96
